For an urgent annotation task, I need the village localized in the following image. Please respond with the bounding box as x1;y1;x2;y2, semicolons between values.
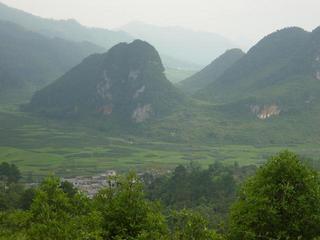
62;170;117;198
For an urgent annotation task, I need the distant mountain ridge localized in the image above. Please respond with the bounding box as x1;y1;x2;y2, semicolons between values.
0;20;104;102
120;21;236;66
6;23;320;145
27;40;185;123
0;2;132;50
179;49;245;94
0;3;205;74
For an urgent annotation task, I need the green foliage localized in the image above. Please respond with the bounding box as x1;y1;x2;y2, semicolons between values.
1;155;319;239
229;151;320;240
0;162;26;211
145;162;256;227
146;163;235;207
0;210;30;239
196;27;312;104
0;162;21;183
0;182;24;210
19;187;36;210
169;209;223;240
60;180;78;197
27;177;103;240
94;172;168;240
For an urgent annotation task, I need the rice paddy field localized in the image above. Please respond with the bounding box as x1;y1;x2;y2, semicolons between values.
1;102;320;180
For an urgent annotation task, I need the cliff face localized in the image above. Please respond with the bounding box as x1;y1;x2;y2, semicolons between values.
251;104;281;120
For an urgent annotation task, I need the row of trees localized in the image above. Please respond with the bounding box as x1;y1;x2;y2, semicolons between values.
1;151;320;239
0;173;223;240
144;161;256;229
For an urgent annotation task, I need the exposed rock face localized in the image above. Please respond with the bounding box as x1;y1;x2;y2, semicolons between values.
133;85;146;99
132;104;152;123
97;70;112;100
128;70;140;81
250;104;281;120
28;40;184;123
98;105;113;115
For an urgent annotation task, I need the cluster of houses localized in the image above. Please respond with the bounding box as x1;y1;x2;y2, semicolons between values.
63;170;117;198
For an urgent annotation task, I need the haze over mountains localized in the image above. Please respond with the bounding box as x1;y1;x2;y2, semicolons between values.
178;49;245;94
0;20;103;103
121;21;236;67
0;2;131;50
0;1;319;145
2;1;320;238
2;3;320;239
20;24;320;145
0;2;237;74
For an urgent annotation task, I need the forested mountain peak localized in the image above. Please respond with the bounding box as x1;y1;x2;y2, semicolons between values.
27;40;185;123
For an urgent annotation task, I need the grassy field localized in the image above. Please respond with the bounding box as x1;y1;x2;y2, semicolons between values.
1;101;320;180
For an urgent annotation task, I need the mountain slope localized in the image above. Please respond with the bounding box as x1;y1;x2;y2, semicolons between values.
196;27;311;102
27;40;185;123
178;49;245;94
146;25;320;144
0;20;104;103
0;2;132;50
195;26;320;119
120;21;236;66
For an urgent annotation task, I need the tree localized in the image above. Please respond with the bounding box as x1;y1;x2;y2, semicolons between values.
0;210;30;240
169;209;223;240
27;177;102;240
144;162;244;228
94;172;168;240
229;151;320;240
19;187;36;210
0;182;24;211
60;180;78;197
0;162;21;183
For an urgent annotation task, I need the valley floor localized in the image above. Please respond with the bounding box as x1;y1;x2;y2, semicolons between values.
1;102;320;180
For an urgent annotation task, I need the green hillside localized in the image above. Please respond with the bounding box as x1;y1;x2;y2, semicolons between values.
2;26;320;176
25;27;320;145
196;27;313;104
27;40;186;123
178;49;245;94
193;27;320;121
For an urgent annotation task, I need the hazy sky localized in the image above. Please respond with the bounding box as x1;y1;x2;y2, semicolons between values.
2;0;320;47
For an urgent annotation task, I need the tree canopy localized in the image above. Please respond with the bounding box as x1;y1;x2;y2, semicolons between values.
229;151;320;240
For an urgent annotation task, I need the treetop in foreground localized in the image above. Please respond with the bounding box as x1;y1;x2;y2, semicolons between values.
229;151;320;240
